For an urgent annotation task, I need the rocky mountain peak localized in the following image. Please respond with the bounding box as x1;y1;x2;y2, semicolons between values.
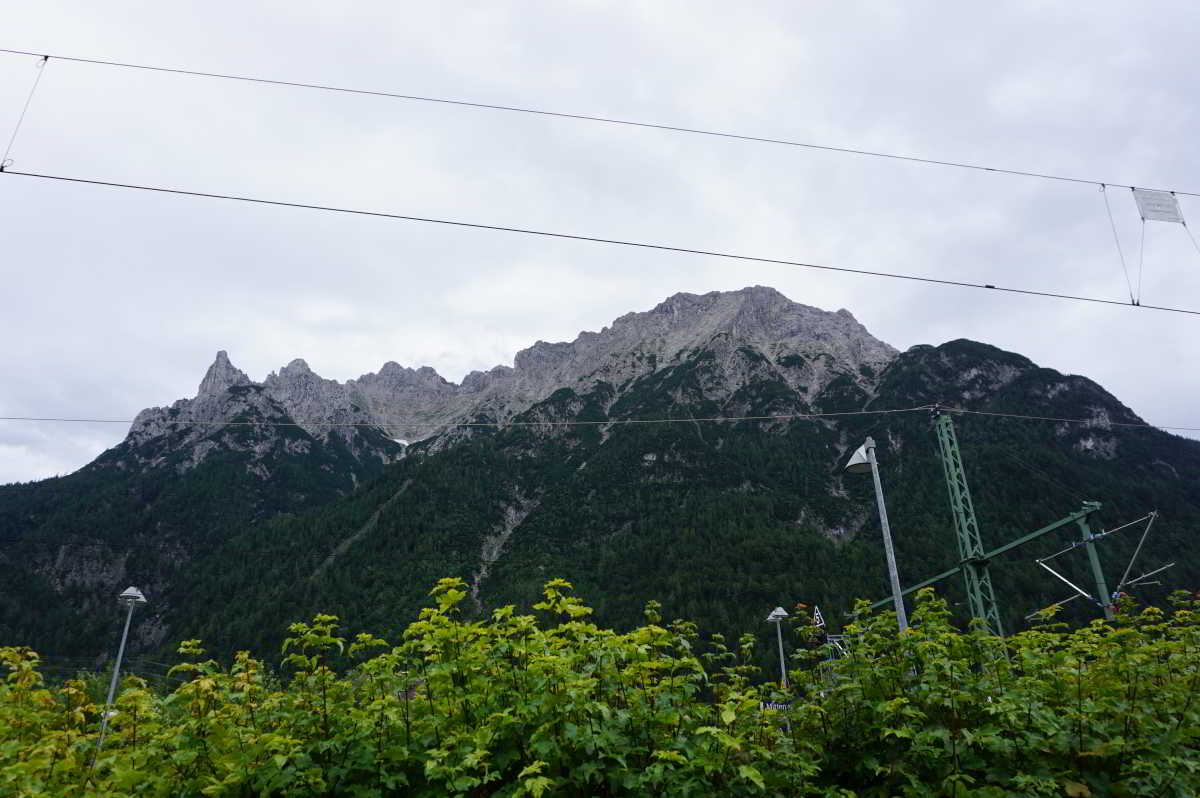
281;358;313;376
513;341;575;374
599;287;896;374
649;285;783;315
127;287;900;446
197;351;250;397
362;362;451;389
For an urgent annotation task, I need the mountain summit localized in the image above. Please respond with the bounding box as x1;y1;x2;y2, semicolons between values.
197;350;251;397
450;286;896;424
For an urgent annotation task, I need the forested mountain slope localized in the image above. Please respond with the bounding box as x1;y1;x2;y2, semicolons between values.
175;339;1200;661
0;355;402;657
1;287;1196;664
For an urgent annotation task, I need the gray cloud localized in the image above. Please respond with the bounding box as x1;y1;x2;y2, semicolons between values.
2;0;1199;484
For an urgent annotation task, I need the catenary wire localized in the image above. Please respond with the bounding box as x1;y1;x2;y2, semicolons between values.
0;405;932;428
1037;513;1155;562
0;46;1198;198
3;169;1199;316
3;404;1199;432
0;55;48;168
1117;511;1158;592
1185;224;1200;259
1137;218;1147;305
998;449;1084;504
945;406;1200;432
1100;185;1136;304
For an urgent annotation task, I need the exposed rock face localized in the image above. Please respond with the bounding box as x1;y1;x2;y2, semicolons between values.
126;286;898;465
127;354;397;473
441;286;896;426
128;359;287;458
263;359;346;427
197;350;250;396
347;364;458;440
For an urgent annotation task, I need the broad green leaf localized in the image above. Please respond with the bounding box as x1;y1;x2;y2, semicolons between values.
738;765;765;790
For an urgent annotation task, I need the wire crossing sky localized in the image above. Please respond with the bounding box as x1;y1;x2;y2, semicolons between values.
2;45;1199;199
4;404;1198;432
4;169;1198;316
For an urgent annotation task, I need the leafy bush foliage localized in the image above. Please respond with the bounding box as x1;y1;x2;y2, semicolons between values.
2;582;1198;796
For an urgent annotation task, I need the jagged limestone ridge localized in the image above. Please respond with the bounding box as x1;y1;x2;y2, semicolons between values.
128;286;899;454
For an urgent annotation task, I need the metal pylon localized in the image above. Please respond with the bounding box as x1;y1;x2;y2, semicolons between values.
933;409;1004;636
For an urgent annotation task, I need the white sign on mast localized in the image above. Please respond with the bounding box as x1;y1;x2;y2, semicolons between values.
1132;189;1185;224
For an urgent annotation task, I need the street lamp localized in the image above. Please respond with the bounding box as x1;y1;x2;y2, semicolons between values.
846;437;908;632
95;586;147;758
766;606;789;687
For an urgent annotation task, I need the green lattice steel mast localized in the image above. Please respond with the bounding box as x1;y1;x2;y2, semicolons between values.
932;407;1004;636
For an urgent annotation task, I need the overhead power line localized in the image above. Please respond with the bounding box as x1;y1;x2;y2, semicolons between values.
947;406;1200;432
1;47;1197;198
0;405;929;429
1100;186;1136;304
3;169;1198;316
0;54;47;168
0;404;1196;433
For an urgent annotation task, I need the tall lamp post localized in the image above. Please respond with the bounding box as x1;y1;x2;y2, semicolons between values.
846;437;908;632
95;586;147;757
766;606;789;687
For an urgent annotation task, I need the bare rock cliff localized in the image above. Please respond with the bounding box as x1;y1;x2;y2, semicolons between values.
127;286;898;452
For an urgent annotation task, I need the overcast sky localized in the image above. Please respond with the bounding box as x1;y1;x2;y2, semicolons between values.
2;1;1199;484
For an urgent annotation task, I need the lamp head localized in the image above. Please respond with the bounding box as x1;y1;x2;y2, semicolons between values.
766;606;788;623
844;439;875;474
117;586;147;607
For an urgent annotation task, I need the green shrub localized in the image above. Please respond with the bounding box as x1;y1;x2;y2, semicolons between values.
1;583;1198;796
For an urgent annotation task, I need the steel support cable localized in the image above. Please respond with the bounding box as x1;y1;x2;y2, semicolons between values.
1185;224;1200;260
0;405;932;429
5;405;1200;433
1036;560;1099;605
1117;511;1158;592
1101;185;1136;304
1;46;1199;199
945;406;1200;433
998;445;1084;503
1122;562;1174;588
1038;513;1154;563
9;543;752;567
0;55;48;170
4;169;1199;316
1025;592;1084;621
1136;217;1147;305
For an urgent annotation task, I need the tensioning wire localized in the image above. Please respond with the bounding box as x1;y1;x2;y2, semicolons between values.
0;405;932;429
0;46;1197;198
1100;185;1135;304
3;169;1198;316
3;404;1200;432
945;406;1200;433
0;54;48;169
